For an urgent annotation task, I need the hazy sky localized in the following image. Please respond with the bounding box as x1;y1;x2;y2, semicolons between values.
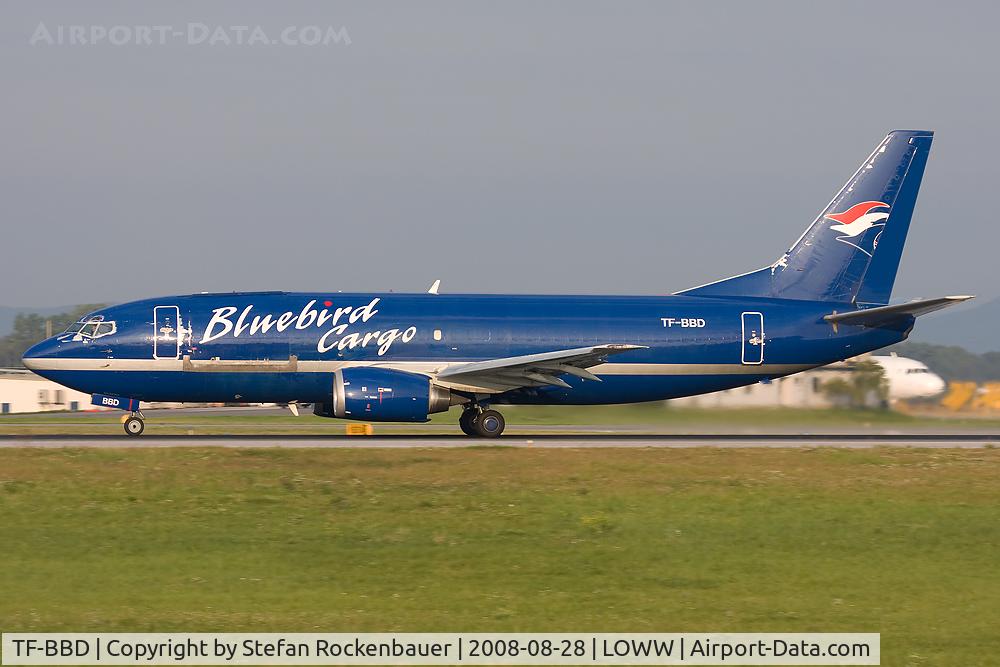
2;1;998;306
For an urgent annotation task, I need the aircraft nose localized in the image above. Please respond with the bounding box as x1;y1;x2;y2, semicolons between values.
21;338;58;371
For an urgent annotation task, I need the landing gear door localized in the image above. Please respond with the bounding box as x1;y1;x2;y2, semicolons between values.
741;311;765;365
153;305;181;360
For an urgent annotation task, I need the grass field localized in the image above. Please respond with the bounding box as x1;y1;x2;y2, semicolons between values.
2;404;1000;436
1;446;998;664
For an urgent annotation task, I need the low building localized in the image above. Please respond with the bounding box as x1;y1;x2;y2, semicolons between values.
670;363;853;409
0;369;104;414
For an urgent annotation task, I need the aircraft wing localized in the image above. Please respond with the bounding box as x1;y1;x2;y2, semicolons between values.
824;295;974;328
435;344;647;392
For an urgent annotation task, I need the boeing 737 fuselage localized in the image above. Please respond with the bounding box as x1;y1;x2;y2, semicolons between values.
22;130;971;436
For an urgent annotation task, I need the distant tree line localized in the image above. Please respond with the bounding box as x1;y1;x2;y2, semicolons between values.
0;305;104;367
821;359;889;408
887;342;1000;383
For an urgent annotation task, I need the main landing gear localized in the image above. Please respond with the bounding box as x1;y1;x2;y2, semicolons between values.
459;406;506;438
123;412;145;436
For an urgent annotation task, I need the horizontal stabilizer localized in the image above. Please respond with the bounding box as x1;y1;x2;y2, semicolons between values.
824;295;974;328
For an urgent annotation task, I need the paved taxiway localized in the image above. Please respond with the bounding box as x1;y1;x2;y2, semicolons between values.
0;434;996;448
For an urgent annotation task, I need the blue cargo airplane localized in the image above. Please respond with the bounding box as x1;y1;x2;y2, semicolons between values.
23;130;971;436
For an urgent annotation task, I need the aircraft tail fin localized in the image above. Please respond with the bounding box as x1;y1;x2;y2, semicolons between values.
679;130;935;304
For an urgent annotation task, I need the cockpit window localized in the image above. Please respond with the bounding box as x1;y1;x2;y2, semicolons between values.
60;316;117;341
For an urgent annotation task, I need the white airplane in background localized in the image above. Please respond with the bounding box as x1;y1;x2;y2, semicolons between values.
869;353;946;401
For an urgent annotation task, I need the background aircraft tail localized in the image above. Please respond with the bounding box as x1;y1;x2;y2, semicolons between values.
679;129;934;304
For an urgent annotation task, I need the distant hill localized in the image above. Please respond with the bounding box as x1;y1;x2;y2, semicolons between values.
0;306;74;337
908;297;1000;353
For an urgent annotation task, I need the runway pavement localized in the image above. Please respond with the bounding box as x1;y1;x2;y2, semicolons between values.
0;434;997;448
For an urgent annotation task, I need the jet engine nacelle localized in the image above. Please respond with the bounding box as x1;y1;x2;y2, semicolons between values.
313;368;453;422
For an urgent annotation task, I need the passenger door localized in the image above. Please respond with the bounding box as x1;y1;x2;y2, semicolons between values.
153;305;181;360
741;311;765;365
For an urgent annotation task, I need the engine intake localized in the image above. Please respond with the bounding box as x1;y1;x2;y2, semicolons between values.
313;368;453;422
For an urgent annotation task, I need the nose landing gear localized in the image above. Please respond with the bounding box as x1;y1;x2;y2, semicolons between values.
122;412;145;436
459;406;506;438
92;395;145;436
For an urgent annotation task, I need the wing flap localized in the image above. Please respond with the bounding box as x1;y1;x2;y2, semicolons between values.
435;343;646;392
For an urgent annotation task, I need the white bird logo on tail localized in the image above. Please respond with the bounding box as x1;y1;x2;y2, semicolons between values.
825;200;890;257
